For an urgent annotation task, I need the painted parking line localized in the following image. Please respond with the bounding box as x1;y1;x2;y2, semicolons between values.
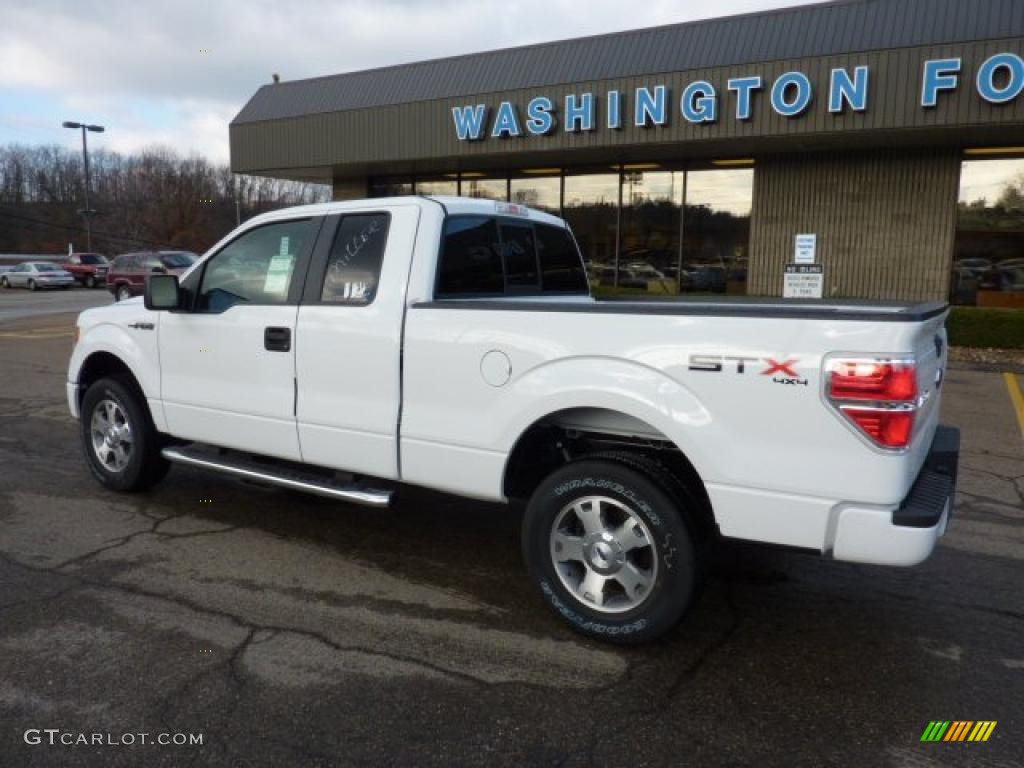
1005;372;1024;440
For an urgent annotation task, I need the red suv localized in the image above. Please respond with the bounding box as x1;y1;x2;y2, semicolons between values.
64;252;110;288
107;251;198;301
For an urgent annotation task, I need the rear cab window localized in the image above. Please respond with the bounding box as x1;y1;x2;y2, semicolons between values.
436;215;588;297
320;213;390;305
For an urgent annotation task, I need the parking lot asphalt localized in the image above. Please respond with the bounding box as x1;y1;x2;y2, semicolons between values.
0;307;1021;767
0;287;112;322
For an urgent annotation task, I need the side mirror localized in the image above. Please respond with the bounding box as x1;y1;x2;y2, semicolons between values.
145;274;181;311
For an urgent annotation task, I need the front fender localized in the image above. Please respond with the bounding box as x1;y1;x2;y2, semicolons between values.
498;356;715;480
69;320;161;427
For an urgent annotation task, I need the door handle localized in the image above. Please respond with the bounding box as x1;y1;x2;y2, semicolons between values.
264;326;291;352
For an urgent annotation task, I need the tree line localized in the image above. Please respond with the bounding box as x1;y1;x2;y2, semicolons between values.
0;144;330;256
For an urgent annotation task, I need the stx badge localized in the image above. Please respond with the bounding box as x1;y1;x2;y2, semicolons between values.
688;355;808;386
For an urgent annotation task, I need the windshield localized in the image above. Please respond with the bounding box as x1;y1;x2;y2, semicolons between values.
160;253;196;268
80;254;108;265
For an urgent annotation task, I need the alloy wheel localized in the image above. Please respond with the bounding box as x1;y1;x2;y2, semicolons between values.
549;495;658;614
90;398;134;473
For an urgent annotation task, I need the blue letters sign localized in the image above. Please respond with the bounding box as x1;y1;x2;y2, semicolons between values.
452;53;1024;140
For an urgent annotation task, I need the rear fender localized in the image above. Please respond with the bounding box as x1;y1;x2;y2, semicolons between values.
498;356;714;479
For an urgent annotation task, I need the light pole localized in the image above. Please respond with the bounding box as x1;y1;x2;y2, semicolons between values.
62;121;105;251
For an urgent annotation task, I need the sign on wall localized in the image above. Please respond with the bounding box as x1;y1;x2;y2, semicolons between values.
783;264;824;299
451;52;1024;140
794;234;817;265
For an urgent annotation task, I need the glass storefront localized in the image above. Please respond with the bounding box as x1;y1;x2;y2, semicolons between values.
562;172;619;274
369;177;413;197
954;156;1024;308
683;169;754;296
618;169;683;295
415;177;458;196
462;176;508;201
510;173;561;213
368;165;755;295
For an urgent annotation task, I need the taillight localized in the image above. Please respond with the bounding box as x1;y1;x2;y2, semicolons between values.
828;360;917;401
826;358;919;450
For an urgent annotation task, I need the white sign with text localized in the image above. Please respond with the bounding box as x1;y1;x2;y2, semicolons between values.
794;234;817;264
783;263;824;299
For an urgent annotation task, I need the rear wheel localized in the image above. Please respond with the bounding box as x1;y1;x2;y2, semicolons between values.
80;376;169;492
28;279;37;291
522;457;703;644
85;276;96;288
0;277;8;288
116;285;132;302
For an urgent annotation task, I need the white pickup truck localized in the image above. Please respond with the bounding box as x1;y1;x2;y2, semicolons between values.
68;196;960;643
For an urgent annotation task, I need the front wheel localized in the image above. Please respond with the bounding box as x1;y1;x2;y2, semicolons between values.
28;279;37;291
85;276;96;289
116;285;132;302
522;458;702;644
80;376;169;492
0;277;8;288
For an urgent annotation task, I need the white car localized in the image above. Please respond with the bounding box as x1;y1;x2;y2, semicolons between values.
2;261;75;290
67;196;959;643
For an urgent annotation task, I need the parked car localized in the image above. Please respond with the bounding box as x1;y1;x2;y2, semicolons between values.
1;261;74;290
68;196;959;644
999;266;1024;292
64;252;110;288
954;257;993;277
107;251;198;301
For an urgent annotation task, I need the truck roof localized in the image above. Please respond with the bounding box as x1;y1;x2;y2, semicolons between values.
244;195;567;229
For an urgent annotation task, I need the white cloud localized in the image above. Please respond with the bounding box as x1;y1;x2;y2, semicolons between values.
0;0;819;159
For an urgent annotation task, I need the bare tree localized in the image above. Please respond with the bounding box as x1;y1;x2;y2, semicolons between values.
0;143;330;255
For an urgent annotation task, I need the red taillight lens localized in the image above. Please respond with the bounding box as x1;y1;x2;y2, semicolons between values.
828;360;917;401
826;358;919;450
841;408;915;449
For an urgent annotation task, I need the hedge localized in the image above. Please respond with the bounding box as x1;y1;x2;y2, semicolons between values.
946;307;1024;350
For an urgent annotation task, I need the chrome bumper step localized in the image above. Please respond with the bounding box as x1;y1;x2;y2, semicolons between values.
161;446;392;508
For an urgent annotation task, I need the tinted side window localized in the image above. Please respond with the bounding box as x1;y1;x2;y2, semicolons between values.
500;224;539;290
321;214;389;304
437;217;503;296
199;219;312;312
536;224;588;293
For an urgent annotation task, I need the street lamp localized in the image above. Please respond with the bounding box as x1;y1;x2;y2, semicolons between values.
62;121;105;251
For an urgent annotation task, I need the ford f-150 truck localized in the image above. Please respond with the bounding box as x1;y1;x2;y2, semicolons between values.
67;196;959;643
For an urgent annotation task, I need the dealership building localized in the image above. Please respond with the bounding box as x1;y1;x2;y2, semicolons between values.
230;0;1024;304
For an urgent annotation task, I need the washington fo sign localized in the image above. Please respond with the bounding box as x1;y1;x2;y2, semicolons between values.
451;52;1024;140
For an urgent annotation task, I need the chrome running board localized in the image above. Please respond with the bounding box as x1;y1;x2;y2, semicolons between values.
161;446;392;508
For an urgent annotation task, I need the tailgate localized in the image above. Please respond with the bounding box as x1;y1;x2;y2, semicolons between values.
909;308;949;447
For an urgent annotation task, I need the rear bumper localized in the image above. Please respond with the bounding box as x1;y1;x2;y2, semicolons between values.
831;426;960;566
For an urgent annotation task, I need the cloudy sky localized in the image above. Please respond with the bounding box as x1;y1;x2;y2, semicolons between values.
0;0;821;165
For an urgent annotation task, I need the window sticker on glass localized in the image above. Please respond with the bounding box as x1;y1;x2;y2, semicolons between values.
264;251;294;297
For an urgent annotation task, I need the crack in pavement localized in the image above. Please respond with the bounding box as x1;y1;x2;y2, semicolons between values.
663;587;742;702
0;549;580;693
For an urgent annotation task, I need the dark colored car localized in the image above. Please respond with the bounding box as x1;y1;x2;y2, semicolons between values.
64;252;110;288
107;251;198;301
